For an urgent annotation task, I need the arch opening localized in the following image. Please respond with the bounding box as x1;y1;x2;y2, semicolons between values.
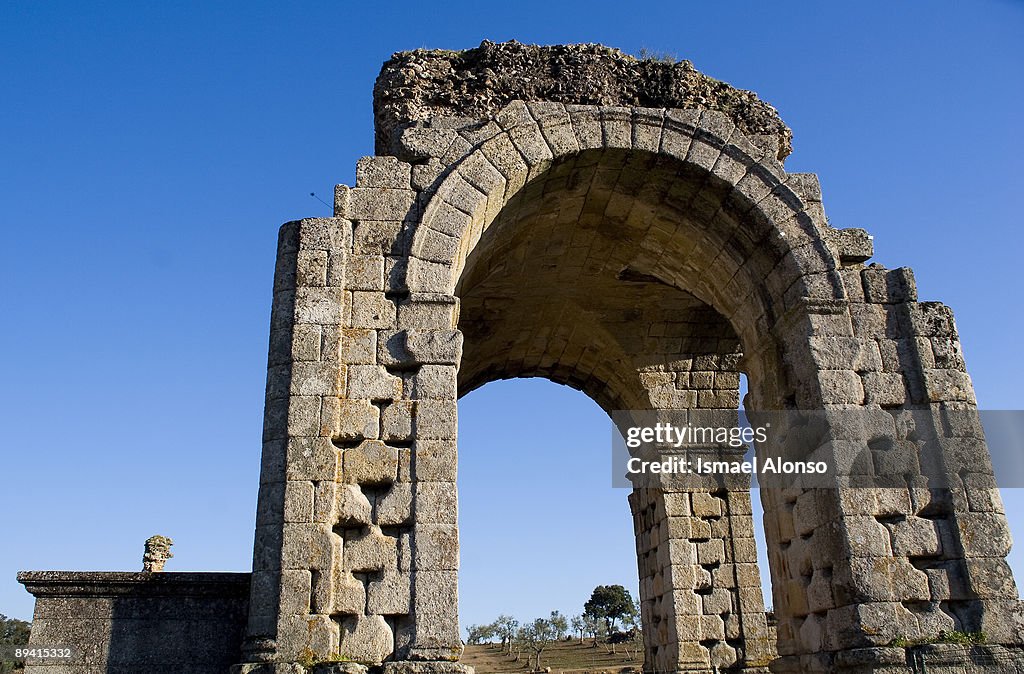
456;377;640;669
452;146;779;671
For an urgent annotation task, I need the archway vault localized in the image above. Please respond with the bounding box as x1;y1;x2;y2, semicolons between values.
455;149;744;413
240;42;1024;674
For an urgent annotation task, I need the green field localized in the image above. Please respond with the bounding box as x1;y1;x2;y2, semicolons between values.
462;640;643;674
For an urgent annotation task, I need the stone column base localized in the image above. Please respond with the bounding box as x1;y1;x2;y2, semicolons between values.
770;644;1024;673
382;663;474;674
231;665;307;674
232;662;475;674
671;663;770;667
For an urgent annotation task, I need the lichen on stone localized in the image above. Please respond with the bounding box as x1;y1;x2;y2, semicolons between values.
142;534;173;572
373;40;792;159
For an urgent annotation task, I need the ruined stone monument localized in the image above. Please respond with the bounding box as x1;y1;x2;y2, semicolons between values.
142;535;174;573
19;41;1024;673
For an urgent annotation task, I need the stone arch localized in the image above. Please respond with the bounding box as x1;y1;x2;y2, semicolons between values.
238;41;1024;674
397;105;861;672
406;101;844;357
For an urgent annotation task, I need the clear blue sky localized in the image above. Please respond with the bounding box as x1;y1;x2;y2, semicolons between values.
2;1;1022;630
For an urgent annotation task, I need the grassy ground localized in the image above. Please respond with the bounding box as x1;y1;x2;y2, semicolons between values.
463;640;643;674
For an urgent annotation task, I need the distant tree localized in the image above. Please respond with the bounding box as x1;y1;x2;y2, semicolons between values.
582;613;604;646
466;623;498;645
583;585;636;634
548;610;568;640
517;618;560;670
493;614;519;655
571;614;586;643
1;614;31;673
622;597;641;631
621;598;643;660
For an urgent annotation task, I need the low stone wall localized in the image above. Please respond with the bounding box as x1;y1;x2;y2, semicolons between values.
18;571;250;674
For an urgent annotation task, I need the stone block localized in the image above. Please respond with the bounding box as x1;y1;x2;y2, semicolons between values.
385;256;407;293
861;372;907;406
418;228;460;264
886;516;940;557
415;482;458;524
297;250;329;288
931;336;965;370
691;492;724;518
314;481;337;523
663;492;692;517
347;364;402;400
815;370;864;405
957;512;1013;557
351;292;397;329
343;440;399;485
287;395;321;437
629;107;664;153
291;324;322;362
252;523;284;572
367;570;412;615
286;437;338;481
347;255;385;291
356;156;413;189
406;257;453;294
341;328;377;365
344;525;399;573
337;614;394;665
337;484;372;526
283;481;314;523
689;371;715;389
295;287;347;325
862;266;916;304
667;517;710;541
964;558;1019;599
808;336;882;372
413;524;459;570
416;400;457;439
697;539;725;565
281;523;333;570
699;613;726;641
410;570;461;654
404;330;463;365
279;569;312;615
381;401;415;441
354;220;405;256
341;187;416;222
398;295;459;330
291;361;342;397
922;368;976;404
424;199;473;239
899;302;957;338
805;571;834;615
410;365;457;400
411;158;445;192
840;516;892;557
702;587;733;615
325;565;366;614
335;399;380;441
377;482;413;526
413;440;457;482
398;127;458;160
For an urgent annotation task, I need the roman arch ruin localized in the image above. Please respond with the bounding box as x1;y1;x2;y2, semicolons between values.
235;42;1024;674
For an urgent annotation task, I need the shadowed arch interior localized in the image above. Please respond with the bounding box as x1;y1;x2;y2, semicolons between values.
451;145;776;671
453;147;791;411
